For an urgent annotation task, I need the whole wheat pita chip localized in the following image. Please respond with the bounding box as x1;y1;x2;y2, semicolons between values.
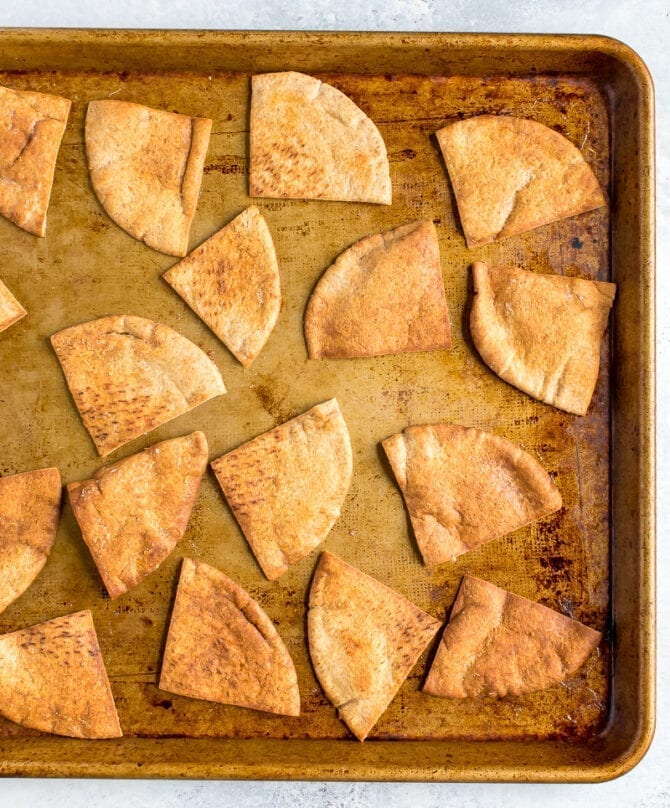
470;261;616;415
0;84;70;237
304;220;451;359
160;557;300;716
0;610;122;738
382;424;562;566
436;115;606;247
0;277;26;334
308;551;440;741
85;99;211;256
424;575;602;698
211;399;352;580
0;467;61;614
51;315;225;456
163;206;281;367
250;71;391;204
68;432;207;599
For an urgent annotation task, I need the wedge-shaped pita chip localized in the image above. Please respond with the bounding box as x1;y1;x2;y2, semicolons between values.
0;610;122;738
436;115;606;246
308;551;440;741
160;558;300;716
470;261;616;415
0;84;71;236
0;277;26;334
85;99;211;256
304;220;451;359
68;432;207;598
163;206;281;367
211;399;352;580
382;424;562;566
424;576;602;698
51;315;225;456
250;71;391;204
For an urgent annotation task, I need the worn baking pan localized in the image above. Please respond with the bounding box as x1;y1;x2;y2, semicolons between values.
0;30;654;781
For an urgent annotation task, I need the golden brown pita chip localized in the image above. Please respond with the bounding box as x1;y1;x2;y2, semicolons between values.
85;99;211;256
250;71;391;204
304;220;451;359
211;399;352;580
51;315;225;456
382;424;562;566
160;558;300;716
0;610;122;738
0;84;70;236
308;551;440;741
0;277;26;334
424;575;601;698
0;468;61;614
163;206;281;367
68;432;208;599
470;261;616;415
436;115;606;247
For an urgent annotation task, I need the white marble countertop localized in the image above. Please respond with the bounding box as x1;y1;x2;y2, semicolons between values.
0;2;666;806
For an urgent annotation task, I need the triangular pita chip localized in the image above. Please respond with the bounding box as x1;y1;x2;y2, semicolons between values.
436;115;606;246
211;399;352;580
160;557;300;716
85;99;212;256
382;424;562;566
308;551;440;741
0;610;122;738
163;206;281;367
250;71;391;204
470;261;616;415
0;277;26;334
424;575;602;698
0;467;61;614
68;432;208;598
51;315;225;456
0;84;71;236
304;220;451;359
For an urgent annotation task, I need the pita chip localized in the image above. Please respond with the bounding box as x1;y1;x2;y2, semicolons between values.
0;467;61;614
160;558;300;716
85;99;211;256
308;551;440;741
211;399;352;580
304;220;451;359
68;432;208;599
0;610;122;738
436;115;606;246
250;71;391;204
164;206;281;367
382;424;562;566
470;261;616;415
0;277;26;334
51;315;225;456
0;84;70;236
424;575;602;698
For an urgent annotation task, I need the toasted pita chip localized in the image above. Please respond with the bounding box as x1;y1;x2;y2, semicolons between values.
436;115;606;246
51;315;225;456
163;206;281;367
160;557;300;716
68;432;207;598
250;71;391;204
0;610;122;738
308;551;440;741
470;261;616;415
382;424;562;566
0;468;61;614
85;99;211;256
0;84;70;236
211;399;352;580
424;576;602;698
0;277;26;333
304;220;451;359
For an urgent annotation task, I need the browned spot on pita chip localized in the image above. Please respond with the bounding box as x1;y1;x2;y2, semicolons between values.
382;424;562;566
0;277;26;334
424;575;601;698
304;220;451;359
